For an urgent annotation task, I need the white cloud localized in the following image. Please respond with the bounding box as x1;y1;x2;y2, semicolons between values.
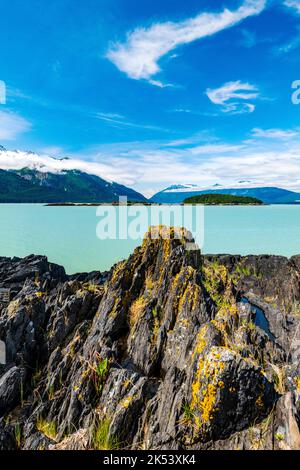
97;112;125;120
130;146;300;194
276;33;300;54
2;127;300;197
0;110;32;140
0;147;139;186
148;79;174;88
76;129;300;195
206;81;259;114
0;81;6;104
95;112;167;132
284;0;300;14
107;0;266;85
189;143;245;155
172;108;192;113
251;127;298;139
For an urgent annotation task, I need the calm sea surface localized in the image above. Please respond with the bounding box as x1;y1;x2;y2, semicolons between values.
0;204;299;274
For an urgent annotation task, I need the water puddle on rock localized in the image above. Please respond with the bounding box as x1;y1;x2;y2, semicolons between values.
241;297;276;342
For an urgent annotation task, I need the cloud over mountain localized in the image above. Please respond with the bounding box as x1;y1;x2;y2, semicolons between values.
0;148;138;186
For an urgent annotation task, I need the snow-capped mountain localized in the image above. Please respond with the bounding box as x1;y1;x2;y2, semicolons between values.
0;147;146;203
150;183;300;204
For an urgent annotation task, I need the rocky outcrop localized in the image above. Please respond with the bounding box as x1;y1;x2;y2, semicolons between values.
0;227;299;450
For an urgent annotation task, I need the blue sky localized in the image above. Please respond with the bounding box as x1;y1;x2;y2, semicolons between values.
1;0;300;196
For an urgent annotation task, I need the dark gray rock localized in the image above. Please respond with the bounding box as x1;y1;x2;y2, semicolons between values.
0;366;26;416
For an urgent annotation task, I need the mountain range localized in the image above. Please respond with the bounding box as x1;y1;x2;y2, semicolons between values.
150;184;300;204
0;146;146;203
0;168;146;203
1;146;300;204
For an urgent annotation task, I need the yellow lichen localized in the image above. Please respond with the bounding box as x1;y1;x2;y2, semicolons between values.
256;395;264;408
191;343;232;433
294;376;300;393
35;291;45;298
129;296;147;328
200;383;218;423
122;379;131;389
119;394;137;409
111;260;126;284
145;274;155;292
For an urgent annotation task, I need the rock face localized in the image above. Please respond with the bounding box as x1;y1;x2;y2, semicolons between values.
0;227;299;450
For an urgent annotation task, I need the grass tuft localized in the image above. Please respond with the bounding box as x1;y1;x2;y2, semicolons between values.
36;416;57;440
92;419;120;450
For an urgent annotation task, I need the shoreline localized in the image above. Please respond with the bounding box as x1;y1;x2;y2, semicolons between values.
1;250;300;278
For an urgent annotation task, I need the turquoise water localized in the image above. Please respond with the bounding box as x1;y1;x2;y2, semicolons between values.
0;204;299;274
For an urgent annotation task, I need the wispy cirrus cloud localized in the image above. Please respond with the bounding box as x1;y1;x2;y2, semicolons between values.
95;112;168;132
206;81;259;114
275;23;300;54
0;81;6;104
251;127;298;139
107;0;266;86
0;110;32;140
284;0;300;14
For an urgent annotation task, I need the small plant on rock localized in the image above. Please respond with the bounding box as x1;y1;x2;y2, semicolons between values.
179;401;194;426
14;423;22;448
92;354;110;395
36;416;57;440
92;419;120;450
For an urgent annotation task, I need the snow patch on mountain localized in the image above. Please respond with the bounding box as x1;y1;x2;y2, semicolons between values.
163;181;267;193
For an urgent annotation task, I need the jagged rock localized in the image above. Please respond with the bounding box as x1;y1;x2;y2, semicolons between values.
0;254;67;296
0;420;16;450
274;392;300;450
49;428;89;450
189;347;276;441
205;254;300;311
23;432;55;450
0;228;299;450
0;285;46;367
0;366;26;416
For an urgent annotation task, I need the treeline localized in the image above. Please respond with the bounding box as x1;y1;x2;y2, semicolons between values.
183;193;263;205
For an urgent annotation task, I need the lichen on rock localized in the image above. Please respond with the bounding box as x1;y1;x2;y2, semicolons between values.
0;228;299;450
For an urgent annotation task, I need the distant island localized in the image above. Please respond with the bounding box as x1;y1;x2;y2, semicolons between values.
183;193;263;205
46;201;156;207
